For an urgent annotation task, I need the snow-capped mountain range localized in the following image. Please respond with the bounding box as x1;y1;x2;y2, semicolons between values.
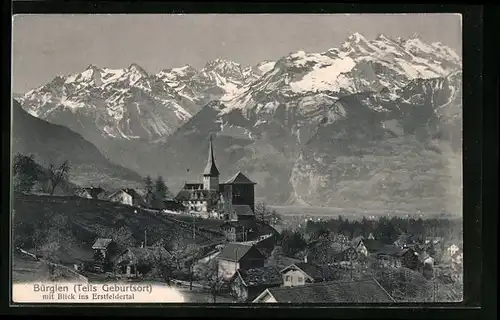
19;33;460;142
16;33;463;211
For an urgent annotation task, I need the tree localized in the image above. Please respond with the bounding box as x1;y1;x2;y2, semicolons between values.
279;229;307;258
194;259;226;303
150;243;175;285
268;245;285;267
13;153;41;193
143;175;154;206
107;226;135;248
47;160;71;195
154;176;169;200
254;202;282;225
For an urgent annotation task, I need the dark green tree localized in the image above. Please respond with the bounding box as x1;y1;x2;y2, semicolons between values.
13;153;41;193
154;176;168;201
143;175;154;206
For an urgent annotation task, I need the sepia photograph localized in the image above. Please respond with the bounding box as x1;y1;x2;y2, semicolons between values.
11;13;463;304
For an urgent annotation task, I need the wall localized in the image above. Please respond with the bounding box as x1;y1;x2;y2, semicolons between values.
356;243;368;256
239;258;265;270
232;184;255;212
110;191;133;206
218;259;240;280
204;176;219;190
282;269;308;287
187;200;208;212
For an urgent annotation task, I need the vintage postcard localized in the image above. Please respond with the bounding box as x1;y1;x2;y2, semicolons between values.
11;13;463;304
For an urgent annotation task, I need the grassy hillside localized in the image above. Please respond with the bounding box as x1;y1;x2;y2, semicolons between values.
12;193;220;265
12;99;144;190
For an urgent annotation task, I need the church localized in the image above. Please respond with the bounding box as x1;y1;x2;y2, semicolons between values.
174;135;257;221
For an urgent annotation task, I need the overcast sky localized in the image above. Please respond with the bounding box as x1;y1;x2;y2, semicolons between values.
12;14;462;93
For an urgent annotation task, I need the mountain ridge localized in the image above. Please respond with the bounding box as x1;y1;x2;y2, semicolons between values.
16;33;462;211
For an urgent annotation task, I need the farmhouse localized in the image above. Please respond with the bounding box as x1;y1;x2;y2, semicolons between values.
280;262;338;287
252;278;396;303
108;189;133;206
123;188;146;207
229;265;282;302
216;243;266;280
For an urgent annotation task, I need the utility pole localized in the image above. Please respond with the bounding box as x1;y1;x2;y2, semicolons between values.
144;230;147;248
193;213;196;241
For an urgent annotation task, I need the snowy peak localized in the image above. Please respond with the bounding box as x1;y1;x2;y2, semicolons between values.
255;60;276;75
346;32;368;43
202;58;245;81
127;63;149;76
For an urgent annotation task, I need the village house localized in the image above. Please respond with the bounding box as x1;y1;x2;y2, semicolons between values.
229;265;282;302
216;243;266;280
75;186;105;199
353;238;385;256
108;189;133;206
252;278;396;303
373;245;420;270
279;262;339;287
123;188;146;207
417;251;435;278
113;246;171;278
393;233;421;248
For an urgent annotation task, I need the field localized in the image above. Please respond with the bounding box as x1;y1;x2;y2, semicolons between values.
12;252;85;283
12;193;222;265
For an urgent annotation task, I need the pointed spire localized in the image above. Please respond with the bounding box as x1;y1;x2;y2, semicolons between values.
203;134;219;176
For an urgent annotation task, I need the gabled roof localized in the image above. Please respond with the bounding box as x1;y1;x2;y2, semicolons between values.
360;239;385;252
255;278;396;303
235;266;282;288
175;189;219;201
183;183;204;190
225;171;257;185
418;251;434;263
266;256;303;268
280;262;338;282
123;188;143;200
108;189;131;199
81;187;105;199
92;238;113;249
376;245;408;257
233;204;254;216
217;243;264;262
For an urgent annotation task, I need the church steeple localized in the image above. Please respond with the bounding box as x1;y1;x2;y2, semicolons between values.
203;134;220;177
203;135;220;191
